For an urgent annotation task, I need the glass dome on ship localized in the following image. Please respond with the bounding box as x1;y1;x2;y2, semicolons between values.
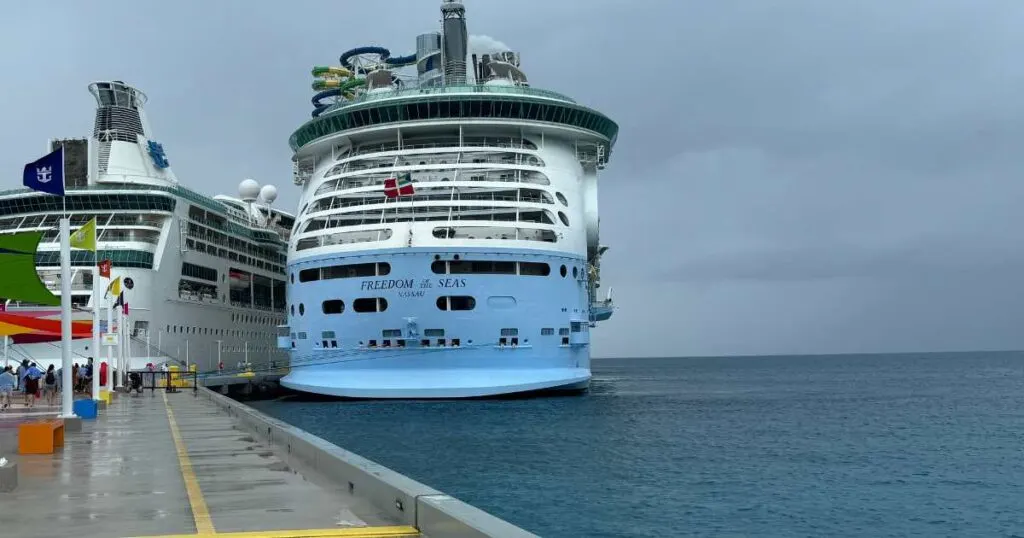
281;0;618;398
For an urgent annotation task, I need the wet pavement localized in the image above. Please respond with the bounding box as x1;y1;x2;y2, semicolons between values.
0;390;414;538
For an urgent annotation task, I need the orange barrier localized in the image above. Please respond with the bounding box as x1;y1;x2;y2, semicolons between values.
18;419;65;454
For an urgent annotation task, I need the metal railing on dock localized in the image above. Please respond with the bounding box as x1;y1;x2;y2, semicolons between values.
125;368;198;394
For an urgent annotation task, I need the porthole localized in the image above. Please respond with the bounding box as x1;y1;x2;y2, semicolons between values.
290;273;294;283
558;212;570;226
560;265;567;278
572;266;578;279
299;303;305;316
556;192;568;206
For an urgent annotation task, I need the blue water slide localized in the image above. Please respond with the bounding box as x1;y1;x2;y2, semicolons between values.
340;46;391;72
340;46;417;71
311;88;341;118
386;54;417;67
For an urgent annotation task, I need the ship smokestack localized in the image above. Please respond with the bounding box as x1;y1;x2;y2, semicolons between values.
89;81;148;143
440;0;468;85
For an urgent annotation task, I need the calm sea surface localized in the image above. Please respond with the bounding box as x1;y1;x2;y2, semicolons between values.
248;352;1024;537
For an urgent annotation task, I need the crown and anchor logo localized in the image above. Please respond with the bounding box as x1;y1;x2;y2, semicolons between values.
36;166;52;184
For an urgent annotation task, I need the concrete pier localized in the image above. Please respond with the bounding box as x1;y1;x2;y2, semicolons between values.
0;388;537;538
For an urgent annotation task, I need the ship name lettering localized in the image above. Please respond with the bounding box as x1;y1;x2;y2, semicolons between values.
398;290;426;298
437;278;467;288
360;278;414;291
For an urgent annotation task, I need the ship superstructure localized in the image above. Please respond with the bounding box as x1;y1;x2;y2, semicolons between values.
1;81;292;373
281;0;618;398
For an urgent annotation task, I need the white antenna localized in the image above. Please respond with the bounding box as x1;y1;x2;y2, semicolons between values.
258;184;279;228
238;179;260;225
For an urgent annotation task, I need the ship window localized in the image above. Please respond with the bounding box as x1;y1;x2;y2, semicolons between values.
451;338;460;347
436;296;475;311
424;329;445;337
558;212;570;226
560;265;567;277
299;268;320;282
181;262;217;282
541;328;554;335
572;322;583;333
561;337;569;346
299;303;305;316
301;262;391;281
382;329;402;338
556;192;568;206
559;328;570;336
322;331;336;339
573;266;579;279
322;300;344;315
420;339;430;347
353;298;388;313
500;328;519;336
434;260;549;276
520;262;550;276
298;332;308;340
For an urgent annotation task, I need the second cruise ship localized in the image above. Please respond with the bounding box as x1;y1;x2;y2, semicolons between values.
280;0;618;398
1;81;292;373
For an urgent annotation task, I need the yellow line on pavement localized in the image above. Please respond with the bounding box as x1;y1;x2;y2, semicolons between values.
163;391;216;535
128;525;421;538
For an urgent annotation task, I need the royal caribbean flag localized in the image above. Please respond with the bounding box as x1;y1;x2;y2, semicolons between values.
22;147;65;196
70;217;97;251
0;231;60;306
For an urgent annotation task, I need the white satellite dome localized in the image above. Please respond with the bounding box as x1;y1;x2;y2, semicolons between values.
238;179;260;202
259;184;278;204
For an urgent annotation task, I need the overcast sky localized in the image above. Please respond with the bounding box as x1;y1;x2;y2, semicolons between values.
3;0;1023;358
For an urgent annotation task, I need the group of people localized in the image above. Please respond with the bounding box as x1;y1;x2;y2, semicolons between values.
0;358;96;410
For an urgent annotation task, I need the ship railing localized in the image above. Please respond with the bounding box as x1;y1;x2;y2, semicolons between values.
332;154;543;173
333;84;577;107
311;192;536;211
345;138;538;158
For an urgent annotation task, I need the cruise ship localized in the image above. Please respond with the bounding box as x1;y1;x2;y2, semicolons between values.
1;81;292;373
280;0;618;398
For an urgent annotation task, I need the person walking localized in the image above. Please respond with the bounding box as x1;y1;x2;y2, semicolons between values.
15;359;28;391
42;364;58;406
23;362;43;408
0;366;16;410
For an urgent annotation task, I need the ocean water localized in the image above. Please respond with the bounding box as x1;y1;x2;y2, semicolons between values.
249;352;1024;537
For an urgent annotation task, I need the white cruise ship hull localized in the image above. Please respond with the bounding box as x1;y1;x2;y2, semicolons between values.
280;248;593;398
284;367;590;399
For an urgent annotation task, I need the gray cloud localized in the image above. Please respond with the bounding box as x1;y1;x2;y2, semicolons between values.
2;0;1023;357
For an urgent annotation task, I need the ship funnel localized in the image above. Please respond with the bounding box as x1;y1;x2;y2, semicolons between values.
440;0;468;84
87;81;177;186
89;81;149;142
